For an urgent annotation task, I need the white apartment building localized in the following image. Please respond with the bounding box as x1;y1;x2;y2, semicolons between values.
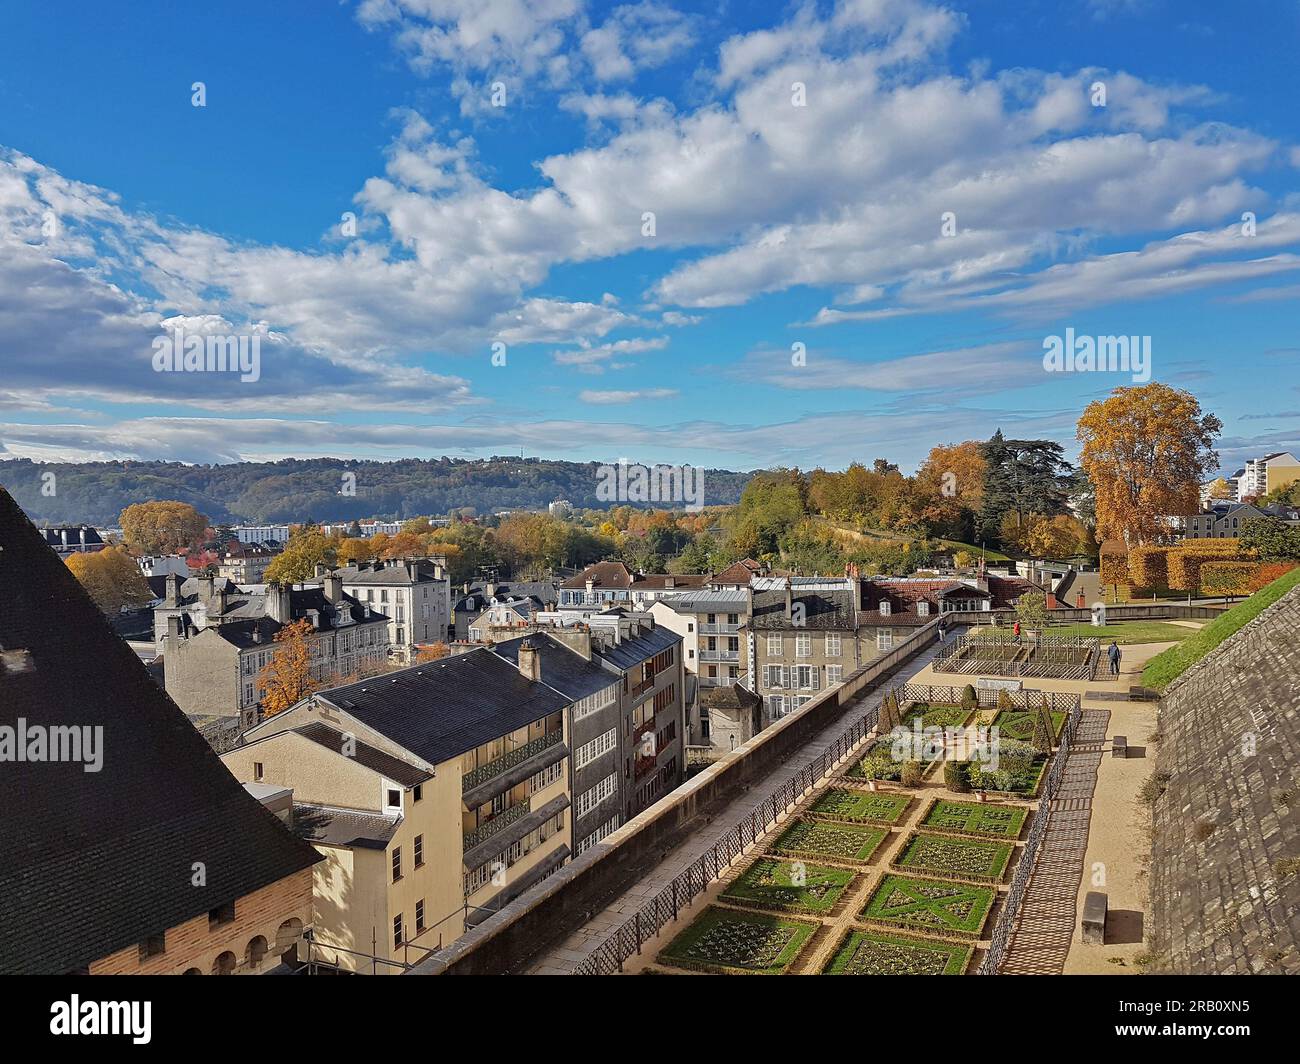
332;559;452;661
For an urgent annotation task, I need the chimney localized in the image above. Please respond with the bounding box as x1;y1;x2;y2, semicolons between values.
324;574;343;603
167;615;187;641
266;583;292;624
517;638;541;682
407;561;420;582
314;563;328;579
784;585;793;620
1046;591;1058;610
486;582;497;600
80;527;88;547
252;626;262;644
199;573;215;604
214;586;228;618
164;572;182;608
1076;591;1086;609
665;575;675;589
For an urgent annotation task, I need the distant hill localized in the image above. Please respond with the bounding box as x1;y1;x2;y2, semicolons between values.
0;457;755;526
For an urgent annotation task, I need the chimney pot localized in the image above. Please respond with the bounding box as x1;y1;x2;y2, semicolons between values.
517;638;541;682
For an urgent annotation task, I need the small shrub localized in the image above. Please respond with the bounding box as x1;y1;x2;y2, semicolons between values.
995;689;1013;713
1139;771;1172;805
960;684;978;712
943;760;971;793
900;761;925;787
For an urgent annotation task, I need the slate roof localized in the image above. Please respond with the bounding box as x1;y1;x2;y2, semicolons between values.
455;580;557;612
290;721;432;787
335;560;444;586
488;635;616;700
315;648;569;767
0;487;322;975
558;561;708;592
750;589;856;630
700;682;762;712
292;804;401;850
1149;584;1300;973
594;623;681;670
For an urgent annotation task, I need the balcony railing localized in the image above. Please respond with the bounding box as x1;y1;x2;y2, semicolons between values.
699;622;741;634
699;649;739;662
462;731;563;794
462;798;531;851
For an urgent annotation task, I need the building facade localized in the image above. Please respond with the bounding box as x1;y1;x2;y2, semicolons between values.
332;559;452;660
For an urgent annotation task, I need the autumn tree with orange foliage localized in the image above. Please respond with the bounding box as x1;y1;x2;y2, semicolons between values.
258;618;318;716
119;500;209;555
66;547;154;615
1077;383;1221;548
413;643;450;663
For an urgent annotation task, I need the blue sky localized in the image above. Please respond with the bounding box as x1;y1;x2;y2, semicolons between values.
1;0;1298;478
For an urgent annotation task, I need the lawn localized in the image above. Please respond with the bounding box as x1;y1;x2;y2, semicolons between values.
806;786;910;824
1142;566;1300;690
770;818;888;863
721;857;856;914
659;906;817;974
823;929;973;975
1028;621;1195;643
860;874;996;939
921;799;1028;839
892;832;1014;883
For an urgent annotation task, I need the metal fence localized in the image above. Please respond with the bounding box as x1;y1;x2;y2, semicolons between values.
976;698;1083;974
567;626;944;975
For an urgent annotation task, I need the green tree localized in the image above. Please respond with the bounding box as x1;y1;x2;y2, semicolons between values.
264;529;335;584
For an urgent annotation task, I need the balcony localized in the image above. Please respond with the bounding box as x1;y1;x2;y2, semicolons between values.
462;731;563;794
699;622;741;634
462;797;531;852
699;648;740;662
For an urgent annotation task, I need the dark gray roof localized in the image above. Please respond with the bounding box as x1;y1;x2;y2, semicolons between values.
290;721;432;787
595;623;680;670
317;648;568;766
0;488;322;975
292;804;400;849
750;589;856;630
335;561;444;586
489;635;615;700
455;580;557;612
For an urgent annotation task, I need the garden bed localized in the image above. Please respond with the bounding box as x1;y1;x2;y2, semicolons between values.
658;906;817;975
805;786;910;825
822;928;973;975
920;798;1028;839
993;707;1065;743
891;832;1014;883
859;873;996;940
768;817;888;864
720;857;856;915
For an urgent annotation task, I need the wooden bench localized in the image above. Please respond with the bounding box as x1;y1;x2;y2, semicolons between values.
1111;735;1127;758
1082;891;1108;945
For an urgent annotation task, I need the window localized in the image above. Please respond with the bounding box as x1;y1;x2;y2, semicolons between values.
827;664;843;685
386;788;401;810
576;772;618;819
795;633;810;658
413;784;422;802
414;835;424;868
918;601;930;617
766;694;785;718
763;664;786;689
794;664;820;691
415;899;426;933
879;601;891;616
208;901;236;930
139;932;166;960
825;633;841;657
392;847;402;882
575;728;618;770
766;634;782;657
578;815;621;855
877;630;894;651
393;915;404;949
253;761;264;781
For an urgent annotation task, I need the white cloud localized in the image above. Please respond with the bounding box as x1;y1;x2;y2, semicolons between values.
579;387;679;403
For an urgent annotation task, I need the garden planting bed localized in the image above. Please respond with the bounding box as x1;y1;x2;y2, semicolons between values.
993;707;1065;743
920;798;1028;840
805;786;911;825
891;831;1014;884
720;857;857;915
768;817;888;864
822;928;973;975
658;906;817;975
859;873;996;940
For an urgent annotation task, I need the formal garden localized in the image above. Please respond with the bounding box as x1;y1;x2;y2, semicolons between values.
646;681;1082;977
933;632;1100;679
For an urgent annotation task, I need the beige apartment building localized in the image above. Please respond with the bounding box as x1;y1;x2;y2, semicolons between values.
221;645;576;972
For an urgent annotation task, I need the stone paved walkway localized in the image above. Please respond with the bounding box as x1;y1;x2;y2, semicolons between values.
528;637;952;974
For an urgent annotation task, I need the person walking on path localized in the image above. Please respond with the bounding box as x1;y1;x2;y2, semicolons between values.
1108;640;1122;677
937;617;948;643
